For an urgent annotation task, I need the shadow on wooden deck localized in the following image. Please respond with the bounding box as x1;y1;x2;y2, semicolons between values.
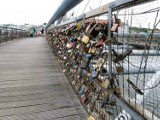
0;37;87;120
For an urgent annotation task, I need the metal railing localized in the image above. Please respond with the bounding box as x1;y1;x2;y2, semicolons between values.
46;0;160;120
0;26;29;43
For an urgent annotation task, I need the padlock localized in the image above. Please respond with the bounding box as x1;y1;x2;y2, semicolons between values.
83;42;91;53
113;49;132;63
87;72;91;77
95;35;106;48
109;100;116;106
91;68;98;79
96;52;108;69
127;79;144;95
116;64;124;73
71;79;77;86
101;91;108;97
98;111;104;120
88;115;95;120
88;45;97;54
76;43;80;49
70;68;77;75
88;23;100;38
76;23;81;28
81;35;90;44
96;58;105;69
114;86;122;95
101;78;110;89
111;14;121;32
111;23;119;32
80;54;93;69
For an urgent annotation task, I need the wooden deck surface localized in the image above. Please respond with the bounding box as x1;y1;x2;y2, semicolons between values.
0;37;87;120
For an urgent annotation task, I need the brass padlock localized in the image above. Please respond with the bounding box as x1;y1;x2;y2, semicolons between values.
81;35;90;44
116;65;124;73
101;91;108;97
101;78;110;89
96;58;105;69
88;115;95;120
71;68;77;75
87;72;91;77
76;44;80;49
98;111;104;120
71;79;77;86
114;86;122;95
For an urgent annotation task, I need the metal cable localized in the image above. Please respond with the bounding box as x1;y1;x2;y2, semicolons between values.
82;0;91;15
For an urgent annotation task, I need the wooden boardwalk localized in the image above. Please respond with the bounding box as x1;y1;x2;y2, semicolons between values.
0;38;87;120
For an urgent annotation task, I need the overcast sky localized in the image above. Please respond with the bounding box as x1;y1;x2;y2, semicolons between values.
0;0;114;25
0;0;64;25
0;0;159;29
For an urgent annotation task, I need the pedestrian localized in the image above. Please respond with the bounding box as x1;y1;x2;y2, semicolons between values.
30;28;36;37
41;28;44;37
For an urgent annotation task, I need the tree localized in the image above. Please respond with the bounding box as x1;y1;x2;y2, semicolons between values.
129;27;149;33
43;23;47;25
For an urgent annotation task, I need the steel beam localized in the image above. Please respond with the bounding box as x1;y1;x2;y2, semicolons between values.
114;95;143;120
0;26;28;31
53;0;155;28
46;0;83;29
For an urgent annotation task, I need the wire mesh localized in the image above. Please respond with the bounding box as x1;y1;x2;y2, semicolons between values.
46;0;160;119
113;0;160;119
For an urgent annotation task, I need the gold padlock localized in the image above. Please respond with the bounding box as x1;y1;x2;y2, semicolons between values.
101;91;108;97
76;44;80;49
71;68;77;74
101;78;110;89
115;86;122;95
116;66;124;73
96;58;105;69
88;115;95;120
87;72;91;77
76;23;81;28
71;80;77;86
81;35;90;44
98;111;103;120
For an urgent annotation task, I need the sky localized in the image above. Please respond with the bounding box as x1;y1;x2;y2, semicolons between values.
0;0;64;25
0;0;159;29
0;0;114;25
66;0;159;29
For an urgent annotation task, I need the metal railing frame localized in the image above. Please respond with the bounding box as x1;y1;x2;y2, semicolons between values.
46;0;158;119
0;26;29;43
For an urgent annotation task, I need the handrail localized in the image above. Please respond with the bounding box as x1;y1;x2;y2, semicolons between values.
0;26;29;43
0;25;28;31
49;0;154;29
46;0;83;29
46;0;159;119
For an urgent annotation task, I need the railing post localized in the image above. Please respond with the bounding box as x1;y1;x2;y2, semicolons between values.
107;3;114;79
107;2;147;120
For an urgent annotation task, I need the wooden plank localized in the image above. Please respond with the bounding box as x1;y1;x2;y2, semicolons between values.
0;84;64;93
0;37;87;119
0;108;82;120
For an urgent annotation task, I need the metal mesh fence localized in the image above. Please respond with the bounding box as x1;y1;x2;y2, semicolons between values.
0;27;29;43
113;1;160;119
46;0;160;119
